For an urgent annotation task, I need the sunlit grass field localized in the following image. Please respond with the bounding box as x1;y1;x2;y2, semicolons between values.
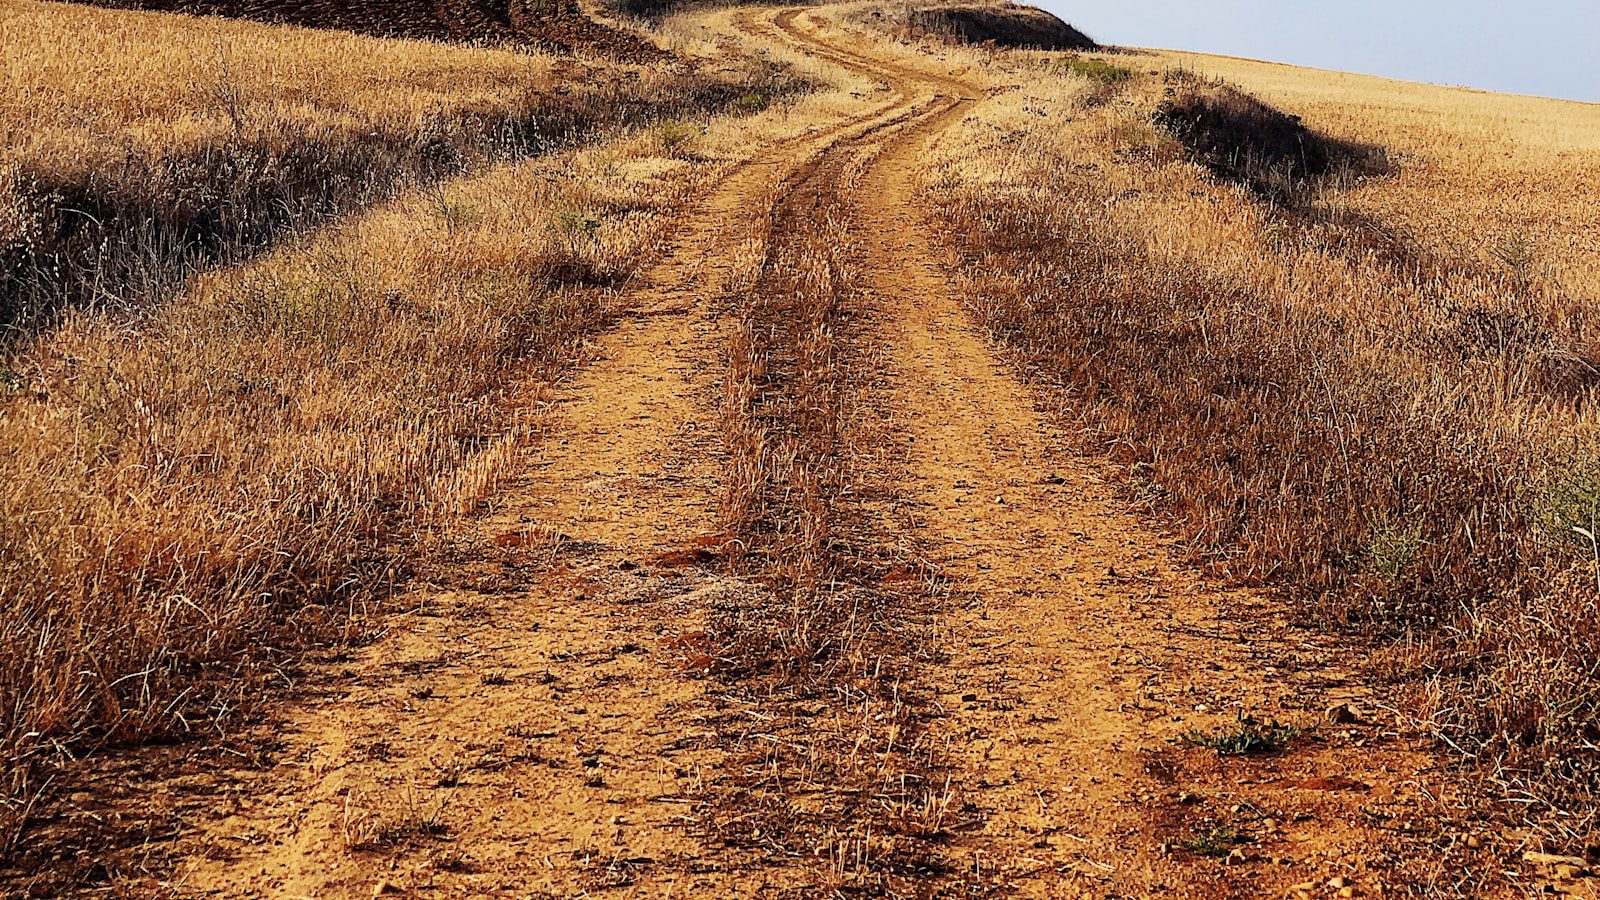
915;30;1600;848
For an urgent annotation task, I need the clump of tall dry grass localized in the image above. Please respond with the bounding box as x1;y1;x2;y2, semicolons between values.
707;106;949;889
916;42;1600;848
0;0;762;328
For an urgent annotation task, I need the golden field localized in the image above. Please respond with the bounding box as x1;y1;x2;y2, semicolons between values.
0;0;759;325
8;0;1600;890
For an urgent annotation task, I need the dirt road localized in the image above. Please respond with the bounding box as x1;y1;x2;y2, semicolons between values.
150;7;1453;896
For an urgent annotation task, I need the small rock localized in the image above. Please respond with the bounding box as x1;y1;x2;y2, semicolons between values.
1262;817;1279;831
1296;775;1370;792
1288;882;1316;893
1326;702;1361;724
1337;888;1358;899
1224;848;1247;866
1465;835;1482;849
1556;864;1588;880
1525;851;1589;870
373;881;403;897
1328;876;1350;889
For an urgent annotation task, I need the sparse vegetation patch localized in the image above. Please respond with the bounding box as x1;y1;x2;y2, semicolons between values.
1062;56;1131;85
1183;717;1305;756
1178;824;1249;858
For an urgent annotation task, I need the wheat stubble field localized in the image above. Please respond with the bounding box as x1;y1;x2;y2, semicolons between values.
3;0;1600;895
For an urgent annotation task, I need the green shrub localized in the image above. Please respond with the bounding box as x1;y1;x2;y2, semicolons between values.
1365;519;1425;582
1062;56;1132;85
1183;716;1304;756
654;118;702;158
1178;825;1247;858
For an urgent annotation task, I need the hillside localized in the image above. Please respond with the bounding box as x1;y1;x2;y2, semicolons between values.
902;1;1095;49
5;0;1600;896
79;0;666;57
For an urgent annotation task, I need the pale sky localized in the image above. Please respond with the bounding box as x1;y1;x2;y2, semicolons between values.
1035;1;1600;103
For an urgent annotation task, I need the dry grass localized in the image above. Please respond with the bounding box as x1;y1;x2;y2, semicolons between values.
79;0;669;59
690;36;952;887
720;176;850;587
0;0;803;849
910;35;1600;849
0;0;757;327
708;186;949;888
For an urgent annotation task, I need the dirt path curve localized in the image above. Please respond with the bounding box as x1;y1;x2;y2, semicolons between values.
121;7;1458;897
752;7;1459;897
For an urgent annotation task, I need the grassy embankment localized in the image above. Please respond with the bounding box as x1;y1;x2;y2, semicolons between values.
0;0;755;327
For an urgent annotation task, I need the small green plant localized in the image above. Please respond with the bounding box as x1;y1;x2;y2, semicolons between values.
1178;824;1247;858
1365;519;1424;582
1533;457;1600;569
1063;56;1132;85
732;89;771;115
1183;714;1303;756
550;208;602;249
655;118;702;157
